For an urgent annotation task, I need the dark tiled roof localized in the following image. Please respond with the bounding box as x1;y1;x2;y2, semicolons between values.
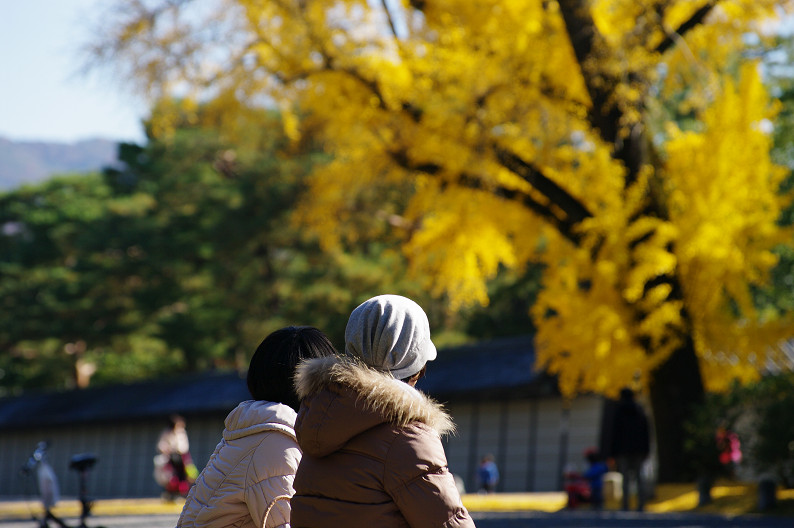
0;335;550;428
417;335;557;401
0;370;249;429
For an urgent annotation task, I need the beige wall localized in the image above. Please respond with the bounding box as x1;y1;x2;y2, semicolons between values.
1;414;227;499
444;394;603;492
1;394;605;498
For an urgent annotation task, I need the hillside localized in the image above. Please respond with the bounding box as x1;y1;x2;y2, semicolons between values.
0;137;120;190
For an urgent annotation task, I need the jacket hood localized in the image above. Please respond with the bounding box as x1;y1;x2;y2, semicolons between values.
222;399;297;442
294;356;455;456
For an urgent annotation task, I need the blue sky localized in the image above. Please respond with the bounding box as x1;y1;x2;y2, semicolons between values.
0;0;147;144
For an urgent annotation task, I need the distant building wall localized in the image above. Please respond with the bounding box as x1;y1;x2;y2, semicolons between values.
0;335;630;499
444;394;603;493
2;395;604;499
2;413;228;499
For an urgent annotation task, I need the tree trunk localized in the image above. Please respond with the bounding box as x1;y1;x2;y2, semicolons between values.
648;336;705;482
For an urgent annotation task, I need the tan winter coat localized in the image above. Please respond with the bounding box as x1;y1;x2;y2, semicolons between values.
291;357;475;528
177;400;300;528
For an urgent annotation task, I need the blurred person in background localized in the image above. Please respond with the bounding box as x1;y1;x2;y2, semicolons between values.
154;414;197;500
608;388;651;511
477;454;499;494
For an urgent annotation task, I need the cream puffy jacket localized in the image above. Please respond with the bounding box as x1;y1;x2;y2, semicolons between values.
291;357;475;528
177;400;300;528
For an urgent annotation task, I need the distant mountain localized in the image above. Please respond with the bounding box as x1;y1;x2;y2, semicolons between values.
0;137;120;191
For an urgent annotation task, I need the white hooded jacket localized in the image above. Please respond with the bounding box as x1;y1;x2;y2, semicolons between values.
177;400;300;528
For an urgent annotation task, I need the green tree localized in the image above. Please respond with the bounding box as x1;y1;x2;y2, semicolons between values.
0;174;165;392
0;102;456;394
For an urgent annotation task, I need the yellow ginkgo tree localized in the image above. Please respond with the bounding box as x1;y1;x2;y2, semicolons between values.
91;0;794;480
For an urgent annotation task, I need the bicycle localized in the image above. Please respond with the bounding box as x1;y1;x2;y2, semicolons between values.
20;442;105;528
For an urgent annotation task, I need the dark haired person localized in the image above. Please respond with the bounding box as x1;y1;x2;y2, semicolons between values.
582;448;609;510
154;414;196;499
609;388;651;511
291;295;475;528
178;326;337;528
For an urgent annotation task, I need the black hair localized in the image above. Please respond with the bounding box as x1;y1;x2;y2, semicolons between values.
246;326;337;411
167;414;185;429
585;449;601;464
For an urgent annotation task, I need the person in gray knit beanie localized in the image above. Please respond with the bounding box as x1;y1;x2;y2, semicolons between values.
291;295;475;527
344;294;437;380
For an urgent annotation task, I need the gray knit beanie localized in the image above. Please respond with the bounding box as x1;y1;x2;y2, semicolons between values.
344;294;437;380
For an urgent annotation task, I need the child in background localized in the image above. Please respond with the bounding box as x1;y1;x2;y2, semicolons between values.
563;464;590;509
583;448;609;510
716;424;742;478
478;454;500;493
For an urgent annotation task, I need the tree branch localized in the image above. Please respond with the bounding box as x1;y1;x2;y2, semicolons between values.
556;0;621;147
557;0;649;189
387;149;586;246
557;0;596;65
493;147;592;229
655;3;715;55
460;175;585;247
380;0;400;40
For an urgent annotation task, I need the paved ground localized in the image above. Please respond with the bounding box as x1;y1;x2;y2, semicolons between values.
0;513;178;528
2;510;793;528
1;492;792;528
472;510;794;527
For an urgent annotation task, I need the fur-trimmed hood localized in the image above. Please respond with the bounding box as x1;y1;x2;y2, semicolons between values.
294;356;455;457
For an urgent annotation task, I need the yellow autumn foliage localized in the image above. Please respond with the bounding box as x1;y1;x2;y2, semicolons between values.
92;0;794;399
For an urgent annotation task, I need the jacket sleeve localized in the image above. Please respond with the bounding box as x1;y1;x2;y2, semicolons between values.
245;432;302;528
384;424;476;528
